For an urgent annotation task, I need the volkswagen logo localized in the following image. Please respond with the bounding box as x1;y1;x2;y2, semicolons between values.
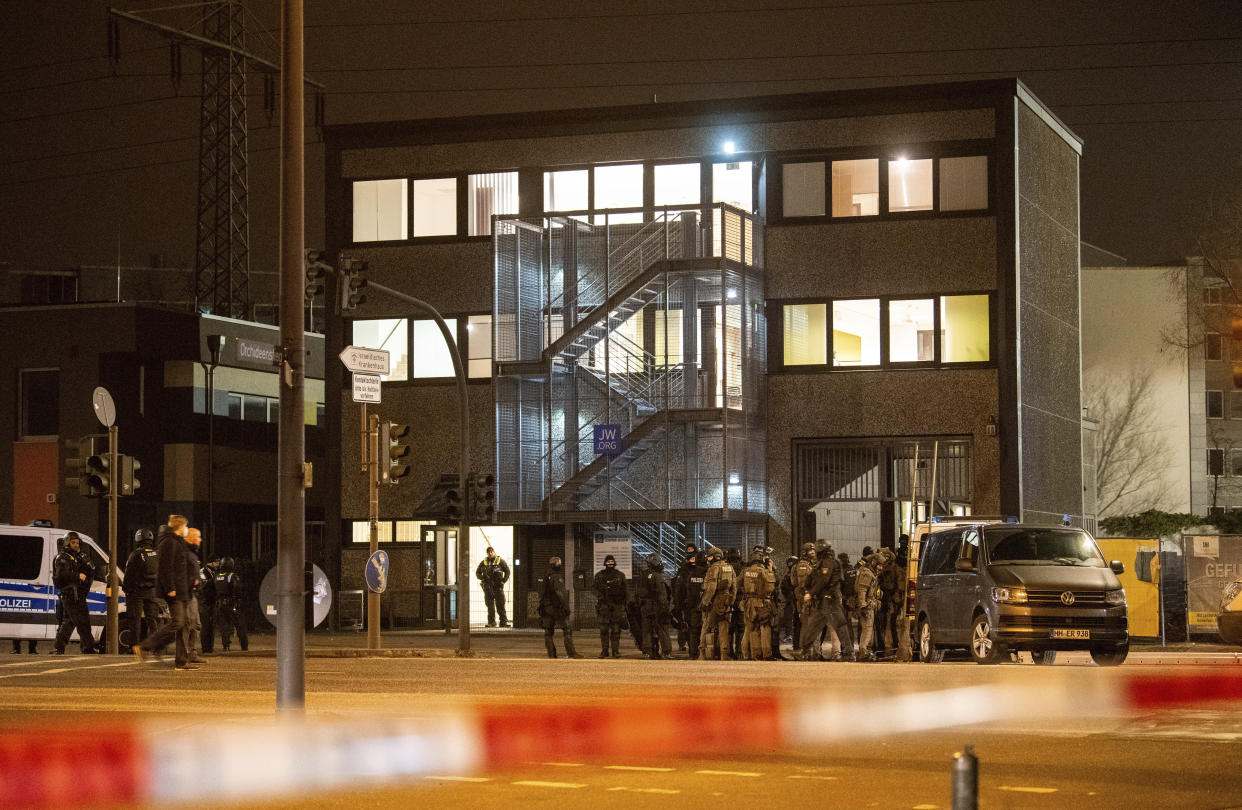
1060;591;1076;606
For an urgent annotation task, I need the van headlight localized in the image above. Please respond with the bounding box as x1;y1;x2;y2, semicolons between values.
1105;589;1126;606
992;586;1028;604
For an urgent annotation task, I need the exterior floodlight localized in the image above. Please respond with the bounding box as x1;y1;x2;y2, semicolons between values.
723;140;736;154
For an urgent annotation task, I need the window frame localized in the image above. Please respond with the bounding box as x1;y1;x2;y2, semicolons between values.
769;140;995;225
772;291;995;372
347;311;495;386
1207;389;1225;420
1205;332;1224;362
18;367;59;439
346;170;514;246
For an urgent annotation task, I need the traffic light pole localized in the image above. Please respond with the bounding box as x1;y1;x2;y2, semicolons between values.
106;424;119;655
366;410;381;650
346;277;472;655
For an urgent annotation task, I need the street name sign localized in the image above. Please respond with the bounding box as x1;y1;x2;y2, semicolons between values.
339;345;390;375
352;373;382;404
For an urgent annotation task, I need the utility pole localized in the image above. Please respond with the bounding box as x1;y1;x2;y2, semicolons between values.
366;410;381;650
275;0;306;711
105;424;120;655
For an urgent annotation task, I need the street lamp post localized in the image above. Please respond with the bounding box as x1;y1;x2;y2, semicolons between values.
201;334;224;541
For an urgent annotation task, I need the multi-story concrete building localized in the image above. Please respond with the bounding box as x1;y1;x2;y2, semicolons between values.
322;78;1086;626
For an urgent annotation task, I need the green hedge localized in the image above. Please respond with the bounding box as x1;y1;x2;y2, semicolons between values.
1098;510;1206;538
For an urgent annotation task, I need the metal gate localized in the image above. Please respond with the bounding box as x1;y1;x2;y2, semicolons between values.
793;437;973;506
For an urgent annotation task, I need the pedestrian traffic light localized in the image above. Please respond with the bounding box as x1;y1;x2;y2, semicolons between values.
304;249;328;303
469;472;495;524
446;477;464;521
84;443;111;498
338;257;368;313
119;454;141;497
379;421;411;484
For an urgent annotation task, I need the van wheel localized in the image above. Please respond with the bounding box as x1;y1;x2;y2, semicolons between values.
918;618;944;663
969;614;1007;664
1090;642;1129;667
1031;649;1056;666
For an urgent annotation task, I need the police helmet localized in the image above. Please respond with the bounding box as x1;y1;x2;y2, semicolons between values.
134;528;154;546
548;556;563;570
220;556;235;573
724;548;741;563
749;546;766;562
705;546;722;561
785;555;799;568
880;548;897;563
63;531;80;544
647;554;664;571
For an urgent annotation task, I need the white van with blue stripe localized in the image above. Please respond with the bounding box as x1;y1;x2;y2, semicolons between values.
1;522;121;644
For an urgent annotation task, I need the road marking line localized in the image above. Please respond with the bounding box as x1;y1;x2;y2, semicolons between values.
512;780;586;789
0;659;140;680
541;762;585;767
607;786;681;794
696;769;761;777
786;774;839;780
0;659;59;669
912;804;939;809
423;776;491;783
999;786;1058;794
605;765;676;772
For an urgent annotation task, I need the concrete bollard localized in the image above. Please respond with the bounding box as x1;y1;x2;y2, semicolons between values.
951;744;978;810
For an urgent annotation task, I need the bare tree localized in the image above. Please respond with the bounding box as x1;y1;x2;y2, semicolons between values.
1086;369;1173;517
1163;187;1242;352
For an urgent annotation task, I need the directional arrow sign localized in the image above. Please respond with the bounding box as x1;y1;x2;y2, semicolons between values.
339;345;390;375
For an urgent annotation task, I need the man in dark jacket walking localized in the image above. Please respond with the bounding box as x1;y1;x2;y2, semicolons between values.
122;528;160;649
52;532;97;654
135;516;195;669
537;556;582;659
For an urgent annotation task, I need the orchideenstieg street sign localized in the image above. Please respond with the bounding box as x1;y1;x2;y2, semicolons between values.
339;345;390;376
352;373;382;403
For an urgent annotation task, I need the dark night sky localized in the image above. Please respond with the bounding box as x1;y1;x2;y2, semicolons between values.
2;0;1240;279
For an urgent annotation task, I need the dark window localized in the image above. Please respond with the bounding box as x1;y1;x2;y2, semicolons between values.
1207;390;1224;419
19;369;59;437
0;535;44;580
20;274;77;305
1206;333;1223;361
920;529;963;575
1209;448;1225;476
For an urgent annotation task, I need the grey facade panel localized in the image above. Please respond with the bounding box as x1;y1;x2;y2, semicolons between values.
341;242;493;318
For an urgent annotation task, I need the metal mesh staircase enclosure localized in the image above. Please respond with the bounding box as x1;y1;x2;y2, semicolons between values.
494;206;766;521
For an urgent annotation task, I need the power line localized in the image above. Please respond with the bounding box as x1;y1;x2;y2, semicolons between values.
0;92;194;127
2;44;165;75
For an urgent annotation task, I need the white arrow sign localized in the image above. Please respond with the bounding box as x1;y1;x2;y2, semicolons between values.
339;345;390;375
352;373;382;404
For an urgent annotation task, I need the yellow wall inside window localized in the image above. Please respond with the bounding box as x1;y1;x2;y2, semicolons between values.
941;295;990;362
783;304;826;365
832;330;863;363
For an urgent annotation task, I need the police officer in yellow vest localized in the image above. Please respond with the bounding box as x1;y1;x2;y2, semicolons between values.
475;546;510;627
740;546;777;660
698;547;736;660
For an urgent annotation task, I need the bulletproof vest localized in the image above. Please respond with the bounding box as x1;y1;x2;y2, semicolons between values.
742;564;773;598
792;558;813;589
855;566;877;599
214;572;236;600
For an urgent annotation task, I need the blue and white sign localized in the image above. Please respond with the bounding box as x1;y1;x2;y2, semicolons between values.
594;424;622;456
365;550;390;594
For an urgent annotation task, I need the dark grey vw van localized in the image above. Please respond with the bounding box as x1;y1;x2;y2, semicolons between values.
914;523;1128;666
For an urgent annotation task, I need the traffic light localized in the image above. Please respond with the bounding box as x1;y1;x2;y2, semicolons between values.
446;477;464;521
119;454;141;497
64;437;97;497
304;249;328;303
379;421;411;485
84;442;111;498
469;472;495;524
338;257;368;312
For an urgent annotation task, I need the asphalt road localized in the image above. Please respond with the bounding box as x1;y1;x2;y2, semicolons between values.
3;637;1241;808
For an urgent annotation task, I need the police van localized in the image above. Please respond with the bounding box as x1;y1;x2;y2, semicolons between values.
0;521;120;646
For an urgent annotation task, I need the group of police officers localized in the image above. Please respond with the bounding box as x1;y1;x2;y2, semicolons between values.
582;539;912;662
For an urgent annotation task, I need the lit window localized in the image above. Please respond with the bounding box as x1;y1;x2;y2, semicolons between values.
594;164;644;210
783;304;827;366
352;179;408;242
412;318;459;378
19;369;58;437
941;295;991;363
543;169;589;213
468;314;493;378
412;177;457;237
654;163;700;207
352;318;409;382
939;156;988;211
1206;333;1223;361
467;172;518;236
888;158;933;212
352;521;394;544
587;313;643;373
713;160;753;211
1208;390;1224;419
782;162;826;217
831;159;879;217
653;309;684;367
394;520;432;542
888;299;935;363
832;299;880;366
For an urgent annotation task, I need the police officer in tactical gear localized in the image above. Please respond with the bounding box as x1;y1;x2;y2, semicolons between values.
670;541;697;651
593;554;627;658
740;546;777;660
637;554;673;659
799;549;856;662
674;548;708;659
790;543;817;655
475;546;511;627
699;547;736;660
779;555;799;653
52;532;98;654
724;548;745;658
537;557;582;659
876;547;900;658
213;557;248;651
855;553;882;661
122;528;160;649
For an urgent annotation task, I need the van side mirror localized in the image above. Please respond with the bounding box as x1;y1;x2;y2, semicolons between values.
955;558;976;573
1110;560;1125;575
